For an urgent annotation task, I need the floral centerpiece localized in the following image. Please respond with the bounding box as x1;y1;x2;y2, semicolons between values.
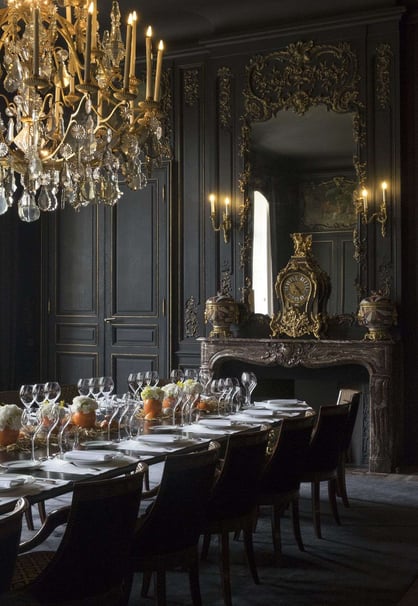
141;385;164;420
180;379;203;396
70;396;98;428
161;383;180;412
0;404;22;446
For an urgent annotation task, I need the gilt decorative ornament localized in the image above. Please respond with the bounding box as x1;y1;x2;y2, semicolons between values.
270;233;331;339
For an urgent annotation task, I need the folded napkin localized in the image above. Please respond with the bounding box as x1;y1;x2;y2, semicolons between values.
243;408;275;417
0;477;26;489
63;450;116;462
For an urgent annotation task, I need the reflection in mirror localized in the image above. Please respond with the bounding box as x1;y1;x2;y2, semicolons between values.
252;191;273;315
250;106;358;316
240;40;366;322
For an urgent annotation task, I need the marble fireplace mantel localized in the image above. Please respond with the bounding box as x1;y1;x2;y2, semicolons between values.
199;338;402;473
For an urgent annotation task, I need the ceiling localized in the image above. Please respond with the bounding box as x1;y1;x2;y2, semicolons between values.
109;0;399;50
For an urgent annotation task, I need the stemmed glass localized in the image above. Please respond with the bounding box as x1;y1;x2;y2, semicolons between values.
241;372;257;408
223;377;243;414
210;378;225;416
19;384;35;410
32;383;46;408
77;377;90;396
39;402;60;458
21;408;42;461
117;395;137;441
44;381;61;404
198;368;213;395
170;369;184;383
184;368;199;381
58;406;73;456
127;372;144;400
128;400;144;438
98;376;115;401
144;370;159;386
88;377;101;400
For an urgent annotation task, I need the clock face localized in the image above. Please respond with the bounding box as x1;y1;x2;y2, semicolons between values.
283;272;311;305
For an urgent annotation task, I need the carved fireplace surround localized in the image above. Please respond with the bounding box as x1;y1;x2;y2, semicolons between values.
199;338;401;473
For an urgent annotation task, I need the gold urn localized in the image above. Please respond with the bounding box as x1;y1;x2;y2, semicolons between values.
204;293;239;338
357;291;397;341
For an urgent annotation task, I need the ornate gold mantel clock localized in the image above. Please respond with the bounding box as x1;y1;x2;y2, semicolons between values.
270;233;331;339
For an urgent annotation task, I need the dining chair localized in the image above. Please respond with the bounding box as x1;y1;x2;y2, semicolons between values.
336;389;361;507
300;403;352;539
129;443;221;606
0;498;28;595
256;415;316;563
201;427;270;606
6;466;146;606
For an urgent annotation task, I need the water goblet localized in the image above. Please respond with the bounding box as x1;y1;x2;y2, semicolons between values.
117;396;137;441
170;369;184;383
19;384;35;410
58;406;73;456
77;377;90;396
145;370;159;386
32;383;46;408
39;402;60;458
241;372;257;408
44;381;61;404
98;376;115;400
128;401;144;438
21;408;42;461
184;368;199;381
88;377;101;400
198;368;213;395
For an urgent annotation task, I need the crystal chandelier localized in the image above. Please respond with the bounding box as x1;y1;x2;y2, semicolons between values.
0;0;169;222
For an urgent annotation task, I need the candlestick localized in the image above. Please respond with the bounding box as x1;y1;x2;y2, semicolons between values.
145;26;153;100
65;3;72;24
33;6;40;77
209;194;216;215
123;14;132;91
129;11;137;79
84;3;94;83
153;40;164;102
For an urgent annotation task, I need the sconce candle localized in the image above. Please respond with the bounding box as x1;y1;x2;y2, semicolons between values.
145;26;153;100
209;194;216;215
381;181;387;203
224;197;230;216
123;14;133;91
153;40;165;102
129;11;137;78
361;188;368;214
84;3;94;83
33;6;40;77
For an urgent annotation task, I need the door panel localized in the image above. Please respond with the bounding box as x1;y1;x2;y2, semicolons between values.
46;163;170;393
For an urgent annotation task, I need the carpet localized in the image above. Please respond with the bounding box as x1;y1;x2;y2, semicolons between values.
20;468;418;606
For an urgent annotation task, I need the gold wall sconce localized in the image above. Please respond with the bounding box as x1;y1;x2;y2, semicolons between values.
209;194;232;243
354;181;388;237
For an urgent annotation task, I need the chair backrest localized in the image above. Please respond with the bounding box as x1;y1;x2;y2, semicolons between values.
209;427;270;519
340;392;361;452
0;498;28;594
337;388;360;405
132;444;220;557
260;415;316;493
29;466;146;603
305;404;351;473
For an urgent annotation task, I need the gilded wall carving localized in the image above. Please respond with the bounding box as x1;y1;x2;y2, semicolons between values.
183;69;200;107
376;43;393;110
217;67;233;129
184;295;198;337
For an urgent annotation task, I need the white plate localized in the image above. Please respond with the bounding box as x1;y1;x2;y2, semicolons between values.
81;441;114;449
149;425;181;433
138;434;195;446
1;460;42;471
263;399;306;409
198;418;232;428
63;450;120;465
242;408;274;417
0;474;35;491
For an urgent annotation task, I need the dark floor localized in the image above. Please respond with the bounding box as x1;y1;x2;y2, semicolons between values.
22;467;418;606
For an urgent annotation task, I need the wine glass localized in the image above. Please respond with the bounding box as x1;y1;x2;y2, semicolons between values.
88;377;101;400
198;368;213;395
58;406;73;456
127;372;143;399
32;383;46;408
98;376;115;401
184;368;199;381
145;370;159;386
44;381;61;404
21;407;42;461
77;377;90;396
241;372;257;408
117;395;137;441
170;369;184;384
19;384;35;410
39;402;60;458
128;400;144;438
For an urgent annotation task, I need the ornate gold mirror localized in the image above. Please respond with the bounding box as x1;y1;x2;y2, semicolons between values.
239;40;366;322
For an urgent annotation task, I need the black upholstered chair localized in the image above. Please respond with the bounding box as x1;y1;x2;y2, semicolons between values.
201;427;270;606
257;415;316;562
130;444;220;606
0;498;28;596
300;403;351;539
336;389;361;507
6;467;146;606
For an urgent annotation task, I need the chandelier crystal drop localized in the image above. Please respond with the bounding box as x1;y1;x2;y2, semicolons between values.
0;0;169;221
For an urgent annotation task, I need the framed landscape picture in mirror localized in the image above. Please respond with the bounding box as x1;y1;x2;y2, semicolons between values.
300;176;357;231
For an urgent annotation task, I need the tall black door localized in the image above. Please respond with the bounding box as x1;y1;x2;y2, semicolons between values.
44;163;170;393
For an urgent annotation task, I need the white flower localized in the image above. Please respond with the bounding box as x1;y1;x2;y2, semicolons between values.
40;401;60;421
140;386;164;401
71;396;98;413
161;383;180;398
181;379;203;396
0;404;22;431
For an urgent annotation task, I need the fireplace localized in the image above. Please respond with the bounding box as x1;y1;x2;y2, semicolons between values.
199;338;402;473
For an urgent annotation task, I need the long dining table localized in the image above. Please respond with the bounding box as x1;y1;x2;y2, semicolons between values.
0;399;314;510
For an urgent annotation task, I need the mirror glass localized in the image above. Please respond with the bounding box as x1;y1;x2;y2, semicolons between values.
249;105;358;317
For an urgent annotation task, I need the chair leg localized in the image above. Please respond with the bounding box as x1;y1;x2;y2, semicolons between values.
38;501;46;524
25;506;35;530
155;567;167;606
141;570;152;597
291;497;304;552
201;532;211;560
328;478;341;525
311;481;322;539
189;554;203;606
271;504;283;562
337;455;350;507
243;522;260;584
219;531;232;606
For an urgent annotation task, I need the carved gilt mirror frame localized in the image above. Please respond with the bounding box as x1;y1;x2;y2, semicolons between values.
238;40;367;314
